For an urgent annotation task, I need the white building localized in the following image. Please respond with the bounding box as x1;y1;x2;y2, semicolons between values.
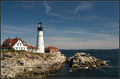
2;37;38;52
36;22;45;53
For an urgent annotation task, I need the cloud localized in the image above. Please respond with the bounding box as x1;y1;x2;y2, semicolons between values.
43;2;72;20
2;24;118;49
45;27;116;40
74;2;94;13
1;24;37;46
44;2;52;14
64;30;112;39
43;2;101;21
45;37;118;49
44;27;118;49
2;25;36;34
78;15;103;21
50;12;59;16
2;30;24;34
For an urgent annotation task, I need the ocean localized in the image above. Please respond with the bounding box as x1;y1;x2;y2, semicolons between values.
45;49;119;79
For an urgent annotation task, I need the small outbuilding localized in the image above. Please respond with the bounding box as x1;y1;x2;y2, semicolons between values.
45;46;58;54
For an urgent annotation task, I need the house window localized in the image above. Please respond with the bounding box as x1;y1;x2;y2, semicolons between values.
5;43;8;45
19;43;21;46
17;43;19;46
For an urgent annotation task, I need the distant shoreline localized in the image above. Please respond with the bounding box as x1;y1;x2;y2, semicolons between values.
59;49;119;50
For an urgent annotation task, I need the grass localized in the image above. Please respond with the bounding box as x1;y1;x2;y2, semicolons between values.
1;49;54;60
1;57;6;60
1;50;9;54
44;53;54;60
2;49;50;54
1;49;16;53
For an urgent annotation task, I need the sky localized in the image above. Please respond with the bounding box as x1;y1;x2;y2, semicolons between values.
1;1;119;49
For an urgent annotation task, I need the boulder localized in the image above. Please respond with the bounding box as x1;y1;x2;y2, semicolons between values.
68;52;108;71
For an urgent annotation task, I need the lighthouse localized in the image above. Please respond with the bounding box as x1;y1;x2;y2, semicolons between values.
36;22;45;53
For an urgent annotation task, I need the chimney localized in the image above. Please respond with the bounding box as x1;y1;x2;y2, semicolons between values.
8;37;10;39
16;36;18;39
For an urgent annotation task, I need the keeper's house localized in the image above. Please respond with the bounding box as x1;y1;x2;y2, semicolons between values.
1;37;38;52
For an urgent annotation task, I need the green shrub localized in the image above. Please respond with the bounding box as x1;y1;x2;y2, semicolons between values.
1;57;6;60
46;54;52;57
15;50;27;55
1;50;9;54
1;49;15;53
43;53;53;60
9;49;15;52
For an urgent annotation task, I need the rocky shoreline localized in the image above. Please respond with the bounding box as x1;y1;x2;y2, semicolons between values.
1;51;109;78
1;51;66;78
68;52;108;71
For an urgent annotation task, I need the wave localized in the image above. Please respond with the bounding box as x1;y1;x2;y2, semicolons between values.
108;66;119;68
104;60;110;62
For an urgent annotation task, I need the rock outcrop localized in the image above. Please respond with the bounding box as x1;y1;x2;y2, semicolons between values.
68;52;108;71
1;51;66;78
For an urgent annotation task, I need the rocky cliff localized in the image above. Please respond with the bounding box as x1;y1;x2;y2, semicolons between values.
1;51;66;78
68;52;108;71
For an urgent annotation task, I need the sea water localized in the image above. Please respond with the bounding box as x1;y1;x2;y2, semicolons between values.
45;49;119;78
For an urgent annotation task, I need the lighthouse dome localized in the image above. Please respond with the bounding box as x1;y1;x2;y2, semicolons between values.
38;22;42;24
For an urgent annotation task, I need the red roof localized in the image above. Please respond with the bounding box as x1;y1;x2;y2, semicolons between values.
21;39;28;46
27;45;38;49
27;46;32;49
2;38;19;48
45;46;58;49
2;38;28;48
2;37;38;50
33;47;38;49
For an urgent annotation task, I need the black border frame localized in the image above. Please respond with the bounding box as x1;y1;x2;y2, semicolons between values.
0;0;119;79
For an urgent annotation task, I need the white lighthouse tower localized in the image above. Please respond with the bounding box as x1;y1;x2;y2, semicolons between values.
36;22;45;53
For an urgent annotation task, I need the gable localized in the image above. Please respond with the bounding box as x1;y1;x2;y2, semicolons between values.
13;39;27;47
